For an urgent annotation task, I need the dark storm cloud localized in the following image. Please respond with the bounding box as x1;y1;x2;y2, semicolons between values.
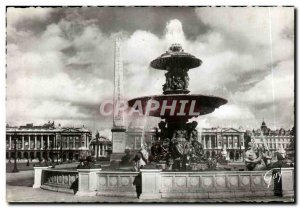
10;7;210;41
62;7;210;39
231;68;270;92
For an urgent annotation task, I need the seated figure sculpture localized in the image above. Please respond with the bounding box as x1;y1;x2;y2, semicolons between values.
245;142;266;171
187;121;204;162
171;128;190;170
151;121;169;162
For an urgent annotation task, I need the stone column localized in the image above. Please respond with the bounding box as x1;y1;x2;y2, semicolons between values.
73;137;76;150
67;137;70;149
209;135;212;149
227;136;229;148
281;168;294;197
47;135;50;148
41;136;44;149
34;135;37;150
22;136;25;150
28;135;31;150
9;135;12;150
76;168;102;196
33;166;49;188
140;169;162;199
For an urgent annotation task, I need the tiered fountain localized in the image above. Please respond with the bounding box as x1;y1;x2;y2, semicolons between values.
128;43;227;170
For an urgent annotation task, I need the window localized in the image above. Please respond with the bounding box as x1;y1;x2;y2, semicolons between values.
36;139;41;149
17;138;22;149
6;139;10;149
25;140;29;149
75;136;79;148
62;137;68;148
30;138;35;149
228;136;233;148
69;137;74;149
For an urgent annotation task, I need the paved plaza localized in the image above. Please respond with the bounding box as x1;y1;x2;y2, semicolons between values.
6;170;294;203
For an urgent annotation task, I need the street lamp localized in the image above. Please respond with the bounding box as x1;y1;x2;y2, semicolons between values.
95;131;100;162
56;145;59;165
60;139;63;164
12;132;19;173
43;141;48;166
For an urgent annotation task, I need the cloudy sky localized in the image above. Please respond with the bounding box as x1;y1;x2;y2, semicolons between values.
6;7;294;136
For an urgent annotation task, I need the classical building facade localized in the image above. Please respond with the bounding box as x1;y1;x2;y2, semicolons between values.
6;122;92;162
200;127;246;161
90;135;112;158
249;121;293;158
126;126;156;151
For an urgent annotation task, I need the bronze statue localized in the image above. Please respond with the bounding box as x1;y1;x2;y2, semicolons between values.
163;71;173;91
244;142;266;171
187;121;204;162
151;121;170;162
182;70;189;90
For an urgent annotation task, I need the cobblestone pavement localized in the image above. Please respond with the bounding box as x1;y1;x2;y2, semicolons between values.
6;171;294;203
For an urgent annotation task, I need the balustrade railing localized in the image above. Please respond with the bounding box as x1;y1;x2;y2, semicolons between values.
41;169;78;190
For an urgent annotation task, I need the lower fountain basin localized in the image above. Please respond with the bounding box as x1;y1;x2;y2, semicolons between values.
128;94;227;120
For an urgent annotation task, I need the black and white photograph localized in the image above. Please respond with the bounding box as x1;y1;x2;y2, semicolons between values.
5;6;295;203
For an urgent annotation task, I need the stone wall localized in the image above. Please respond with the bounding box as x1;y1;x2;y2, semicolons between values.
160;171;274;199
35;167;294;199
39;168;79;194
96;171;139;197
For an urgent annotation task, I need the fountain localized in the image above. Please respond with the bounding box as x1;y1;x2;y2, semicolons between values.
35;43;294;200
128;43;227;170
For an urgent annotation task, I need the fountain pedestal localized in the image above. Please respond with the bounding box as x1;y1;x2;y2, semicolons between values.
140;169;162;199
110;127;127;161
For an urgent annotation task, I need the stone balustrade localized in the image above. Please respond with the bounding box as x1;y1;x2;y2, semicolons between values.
160;170;274;199
33;167;294;199
39;168;79;194
96;171;139;197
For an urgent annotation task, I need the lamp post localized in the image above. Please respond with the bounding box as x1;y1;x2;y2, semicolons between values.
50;141;54;164
60;138;63;164
56;145;59;165
239;136;242;162
12;132;19;173
95;131;99;162
43;141;48;166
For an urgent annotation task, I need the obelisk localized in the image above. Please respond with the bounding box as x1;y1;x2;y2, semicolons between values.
111;37;127;161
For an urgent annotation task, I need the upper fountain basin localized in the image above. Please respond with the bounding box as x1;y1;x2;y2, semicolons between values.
127;94;227;120
150;44;202;70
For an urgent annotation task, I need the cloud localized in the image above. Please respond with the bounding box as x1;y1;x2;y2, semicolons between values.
211;104;255;120
6;7;294;133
